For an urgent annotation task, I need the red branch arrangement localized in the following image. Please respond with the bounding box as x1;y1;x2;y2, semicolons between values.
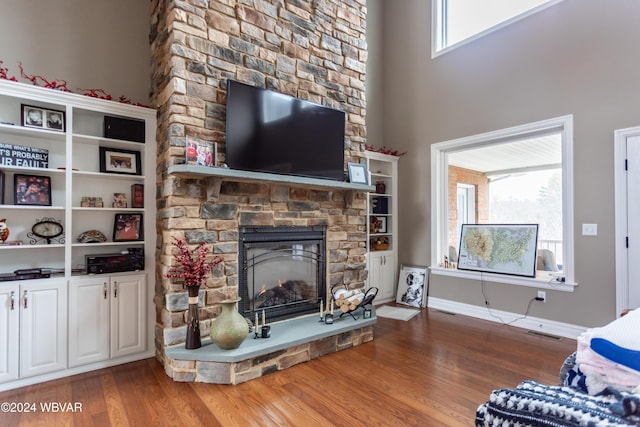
165;238;223;288
365;144;407;157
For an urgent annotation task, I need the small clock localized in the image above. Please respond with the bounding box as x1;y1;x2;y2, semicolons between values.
31;219;64;244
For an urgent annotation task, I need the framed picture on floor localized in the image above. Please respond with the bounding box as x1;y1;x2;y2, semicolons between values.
396;264;428;308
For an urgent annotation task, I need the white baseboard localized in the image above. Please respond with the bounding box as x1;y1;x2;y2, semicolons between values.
427;297;586;340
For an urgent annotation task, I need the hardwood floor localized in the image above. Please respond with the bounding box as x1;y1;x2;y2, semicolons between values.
0;307;576;426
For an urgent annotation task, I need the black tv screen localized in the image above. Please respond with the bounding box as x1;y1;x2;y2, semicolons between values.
225;80;346;181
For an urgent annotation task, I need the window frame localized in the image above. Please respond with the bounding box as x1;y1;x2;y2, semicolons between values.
431;0;566;58
456;183;476;240
430;115;575;291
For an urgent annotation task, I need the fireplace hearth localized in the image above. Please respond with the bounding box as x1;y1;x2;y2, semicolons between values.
238;226;326;324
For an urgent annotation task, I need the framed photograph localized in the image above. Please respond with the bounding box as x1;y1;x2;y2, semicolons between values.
21;105;44;129
14;174;51;206
457;224;539;278
99;147;142;175
186;136;216;167
80;196;103;208
377;216;387;233
113;193;127;208
113;213;143;242
21;105;65;132
348;162;368;185
44;109;65;132
396;264;428;308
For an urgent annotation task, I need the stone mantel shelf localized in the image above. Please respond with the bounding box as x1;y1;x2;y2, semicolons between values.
168;164;375;205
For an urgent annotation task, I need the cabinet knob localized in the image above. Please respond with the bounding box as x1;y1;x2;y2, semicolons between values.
23;290;28;309
10;291;15;310
113;282;118;298
103;283;108;299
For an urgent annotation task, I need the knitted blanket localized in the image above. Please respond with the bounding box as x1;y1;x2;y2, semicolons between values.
475;380;640;426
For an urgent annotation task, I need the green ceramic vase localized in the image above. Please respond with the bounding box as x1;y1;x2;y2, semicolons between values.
209;298;249;350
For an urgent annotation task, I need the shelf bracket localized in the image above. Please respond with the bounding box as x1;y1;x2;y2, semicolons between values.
205;177;223;202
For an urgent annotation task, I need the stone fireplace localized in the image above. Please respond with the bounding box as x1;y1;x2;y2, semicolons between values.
150;0;370;378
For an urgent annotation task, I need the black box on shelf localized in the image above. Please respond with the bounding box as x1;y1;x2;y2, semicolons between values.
104;116;145;143
372;197;388;214
85;247;144;274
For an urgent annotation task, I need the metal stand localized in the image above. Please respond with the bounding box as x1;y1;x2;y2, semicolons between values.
330;285;378;321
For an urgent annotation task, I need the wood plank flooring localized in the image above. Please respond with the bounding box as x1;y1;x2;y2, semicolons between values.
0;306;576;426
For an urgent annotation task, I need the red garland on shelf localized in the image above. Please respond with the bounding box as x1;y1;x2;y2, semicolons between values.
19;62;71;91
0;61;17;82
365;144;407;157
117;95;149;108
79;88;113;100
1;60;150;108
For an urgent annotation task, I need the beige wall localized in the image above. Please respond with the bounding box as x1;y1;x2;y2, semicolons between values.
375;0;640;327
365;0;383;149
0;0;151;105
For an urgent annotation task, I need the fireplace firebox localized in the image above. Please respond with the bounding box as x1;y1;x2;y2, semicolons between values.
238;226;326;323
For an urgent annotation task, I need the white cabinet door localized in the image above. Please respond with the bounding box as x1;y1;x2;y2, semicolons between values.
379;254;396;301
68;278;110;368
19;280;67;378
110;274;146;358
368;252;396;302
0;284;19;383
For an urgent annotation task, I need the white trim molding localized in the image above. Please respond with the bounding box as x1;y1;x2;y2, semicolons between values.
431;0;567;58
428;297;586;340
614;126;640;315
430;114;575;287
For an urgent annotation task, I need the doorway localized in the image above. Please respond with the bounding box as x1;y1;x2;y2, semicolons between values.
614;126;640;314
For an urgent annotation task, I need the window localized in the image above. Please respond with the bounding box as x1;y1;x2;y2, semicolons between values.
430;115;575;289
456;183;476;242
432;0;564;56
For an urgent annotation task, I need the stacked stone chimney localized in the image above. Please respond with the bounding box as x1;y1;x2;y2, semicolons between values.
149;0;369;360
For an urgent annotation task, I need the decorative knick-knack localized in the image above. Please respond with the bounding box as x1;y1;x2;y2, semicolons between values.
164;238;224;350
210;298;249;350
185;285;201;349
375;181;386;194
0;219;9;243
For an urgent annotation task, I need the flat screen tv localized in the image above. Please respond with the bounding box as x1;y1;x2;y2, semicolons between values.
225;80;346;181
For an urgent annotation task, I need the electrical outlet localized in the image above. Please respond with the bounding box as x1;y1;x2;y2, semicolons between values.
537;291;546;303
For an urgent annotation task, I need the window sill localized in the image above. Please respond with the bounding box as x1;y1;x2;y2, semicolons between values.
429;267;576;292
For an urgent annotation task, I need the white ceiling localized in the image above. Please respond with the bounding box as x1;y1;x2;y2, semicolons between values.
447;134;562;176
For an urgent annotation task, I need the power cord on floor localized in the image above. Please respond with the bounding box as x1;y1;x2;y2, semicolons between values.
481;274;536;326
